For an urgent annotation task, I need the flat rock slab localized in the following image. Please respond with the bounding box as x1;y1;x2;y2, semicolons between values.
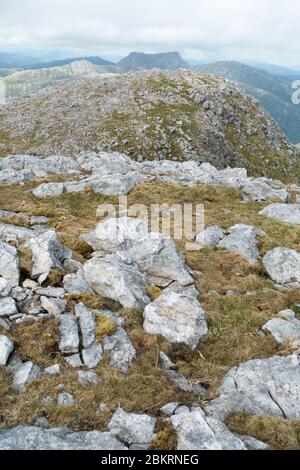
259;204;300;224
206;355;300;420
108;407;156;445
0;426;127;450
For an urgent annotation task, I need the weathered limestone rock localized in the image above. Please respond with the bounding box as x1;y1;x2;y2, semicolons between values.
218;224;260;263
108;407;156;445
263;247;300;284
143;291;208;348
196;226;224;247
259;204;300;224
58;314;79;354
0;335;14;365
0;278;12;297
262;310;300;348
82;341;103;369
0;297;18;316
206;355;300;420
103;327;136;373
75;303;96;349
12;362;43;393
0;241;20;287
33;182;64;198
83;254;150;310
40;296;66;315
78;370;100;385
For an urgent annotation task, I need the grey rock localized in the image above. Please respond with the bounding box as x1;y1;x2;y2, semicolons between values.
259;203;300;224
218;224;260;263
64;354;83;368
238;435;268;450
196;226;224;247
75;303;96;349
82;341;103;369
0;223;36;244
63;270;91;294
108;407;156;445
103;327;136;373
78;370;100;385
0;426;127;450
0;241;20;287
41;296;67;315
159;351;174;370
57;392;76;407
34;417;49;428
35;287;65;298
30;216;49;225
0;297;18;316
143;291;208;348
58;314;79;354
160;402;180;416
206;355;300;420
45;364;60;375
0;277;12;297
0;318;12;330
165;369;206;396
263;247;300;284
0;334;14;365
33;182;64;198
11;286;27;302
12;361;43;393
85;171;142;196
22;279;39;289
17;294;42;315
170;408;246;450
83;254;150;310
25;230;72;283
262;314;300;348
241;178;289;202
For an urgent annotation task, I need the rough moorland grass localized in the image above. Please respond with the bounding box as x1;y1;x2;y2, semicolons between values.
226;412;300;450
0;179;299;441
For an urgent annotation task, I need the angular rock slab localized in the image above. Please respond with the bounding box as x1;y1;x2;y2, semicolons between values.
262;311;300;348
108;407;156;445
83;254;150;310
171;408;246;450
206;355;300;420
263;247;300;284
0;335;14;365
0;241;20;287
12;362;43;393
143;291;208;348
103;327;136;373
75;303;96;349
259;204;300;225
25;230;72;283
59;314;80;354
0;426;127;450
196;226;224;247
218;224;260;263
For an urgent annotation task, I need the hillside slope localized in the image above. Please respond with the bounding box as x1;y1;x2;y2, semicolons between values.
0;69;297;181
118;52;189;72
196;61;300;144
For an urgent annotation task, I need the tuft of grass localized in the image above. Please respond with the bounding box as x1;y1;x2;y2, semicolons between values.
18;246;33;280
150;420;178;450
226;412;300;450
66;293;121;313
96;315;118;342
44;268;64;287
146;285;162;301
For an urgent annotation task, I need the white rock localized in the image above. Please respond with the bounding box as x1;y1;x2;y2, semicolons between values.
103;327;136;373
45;364;60;375
82;341;103;369
108;407;156;445
0;278;12;297
0;241;20;287
143;291;208;348
78;370;100;385
64;354;83;368
12;362;43;393
0;335;14;365
33;182;64;198
58;315;79;354
0;297;18;316
196;226;224;247
263;247;300;284
263;315;300;348
75;303;96;349
41;296;66;315
218;224;260;263
259;204;300;224
57;392;76;407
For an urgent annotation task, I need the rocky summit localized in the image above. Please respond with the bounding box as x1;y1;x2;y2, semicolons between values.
0;70;300;451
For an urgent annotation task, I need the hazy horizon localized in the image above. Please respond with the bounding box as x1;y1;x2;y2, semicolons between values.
0;0;299;68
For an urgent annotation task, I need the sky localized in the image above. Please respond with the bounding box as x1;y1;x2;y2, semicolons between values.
0;0;299;66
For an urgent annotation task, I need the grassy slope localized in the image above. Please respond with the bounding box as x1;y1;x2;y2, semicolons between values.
0;180;300;447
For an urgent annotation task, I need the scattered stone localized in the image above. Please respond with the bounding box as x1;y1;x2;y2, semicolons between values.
0;297;18;316
160;402;180;416
196;226;224;247
64;354;83;368
11;287;27;302
58;314;79;354
206;355;300;420
41;296;66;315
0;278;12;297
0;335;14;365
0;223;36;244
262;311;300;348
75;303;96;349
33;182;64;198
103;327;136;373
165;369;206;396
0;241;20;287
143;291;208;348
82;341;103;369
78;370;100;385
83;254;150;310
12;362;43;393
63;270;90;294
25;230;72;283
159;351;174;370
108;407;156;445
0;426;127;450
263;247;300;284
241;179;289;202
259;203;300;225
218;224;260;263
170;408;246;450
22;279;38;290
35;287;65;298
45;364;60;375
57;392;76;407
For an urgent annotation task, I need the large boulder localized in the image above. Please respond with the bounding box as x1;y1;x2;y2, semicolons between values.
0;241;20;287
0;426;126;450
218;224;260;263
259;204;300;224
108;407;156;445
263;247;300;284
143;291;208;348
206;355;300;420
170;408;246;450
83;254;150;310
25;230;72;283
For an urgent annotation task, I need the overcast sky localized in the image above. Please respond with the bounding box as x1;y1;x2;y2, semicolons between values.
0;0;299;66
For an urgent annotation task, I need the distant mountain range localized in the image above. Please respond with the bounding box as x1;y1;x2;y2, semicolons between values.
1;51;300;143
